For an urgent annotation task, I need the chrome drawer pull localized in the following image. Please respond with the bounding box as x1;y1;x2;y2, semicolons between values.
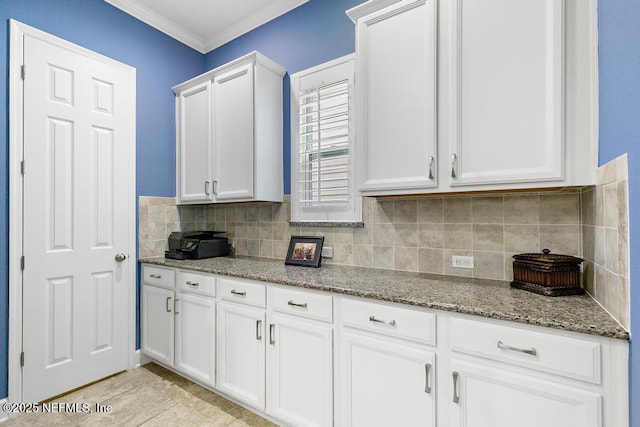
369;315;396;326
174;299;179;315
424;363;432;394
287;300;308;308
256;320;262;341
497;341;537;356
150;274;162;279
186;281;199;288
230;289;246;296
269;324;276;345
451;154;457;178
165;297;172;313
428;156;434;180
452;371;460;403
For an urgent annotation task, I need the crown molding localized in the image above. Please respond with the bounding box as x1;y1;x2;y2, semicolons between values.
105;0;308;54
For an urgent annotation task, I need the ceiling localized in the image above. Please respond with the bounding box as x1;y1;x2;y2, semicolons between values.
105;0;309;54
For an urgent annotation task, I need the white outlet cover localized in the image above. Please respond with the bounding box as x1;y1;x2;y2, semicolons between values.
452;255;474;269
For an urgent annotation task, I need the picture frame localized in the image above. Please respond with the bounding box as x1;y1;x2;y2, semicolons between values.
285;235;324;268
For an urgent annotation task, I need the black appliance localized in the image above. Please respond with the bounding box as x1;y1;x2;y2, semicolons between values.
165;231;232;260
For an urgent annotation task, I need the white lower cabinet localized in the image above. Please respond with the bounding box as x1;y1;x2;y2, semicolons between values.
216;301;266;409
339;331;436;427
140;264;628;427
141;266;216;388
174;291;216;387
267;313;333;427
141;283;175;366
449;359;601;427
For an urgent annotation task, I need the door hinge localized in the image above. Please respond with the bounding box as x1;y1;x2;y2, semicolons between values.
20;256;24;271
20;352;24;367
20;65;25;80
20;160;24;175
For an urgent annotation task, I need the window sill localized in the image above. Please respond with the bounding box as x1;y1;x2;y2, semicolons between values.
289;221;364;228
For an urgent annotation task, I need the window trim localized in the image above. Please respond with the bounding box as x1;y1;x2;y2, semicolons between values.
290;54;361;223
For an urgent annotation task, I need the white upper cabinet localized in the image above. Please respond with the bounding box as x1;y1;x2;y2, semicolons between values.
174;51;285;204
446;0;564;187
349;0;437;193
177;81;213;203
348;0;598;195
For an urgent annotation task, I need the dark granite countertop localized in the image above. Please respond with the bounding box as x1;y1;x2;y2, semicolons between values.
139;256;629;340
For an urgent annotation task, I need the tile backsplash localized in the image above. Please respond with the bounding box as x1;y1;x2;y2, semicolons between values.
581;155;630;328
139;169;630;329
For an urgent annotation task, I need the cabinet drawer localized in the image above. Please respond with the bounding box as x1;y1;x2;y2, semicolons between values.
340;298;436;346
176;271;216;297
219;277;266;308
142;265;175;289
271;287;333;322
449;317;601;384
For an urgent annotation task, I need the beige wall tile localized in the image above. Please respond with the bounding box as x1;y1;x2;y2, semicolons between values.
259;205;273;222
353;227;373;245
504;225;539;253
539;224;581;256
504;253;517;282
372;223;394;246
603;183;618;229
418;223;444;249
594;187;604;227
581;188;595;226
333;227;354;244
418;197;443;223
539;194;580;224
594;226;605;266
605;227;618;273
273;240;288;260
247;239;260;257
259;240;274;258
394;247;418;272
583;260;595;295
443;197;472;223
373;199;394;224
352;244;373;267
619;276;630;329
259;223;272;240
333;243;353;265
235;239;248;256
503;195;539;224
473;224;504;251
247;206;259;222
418;248;444;274
582;225;595;262
394;199;417;223
472;196;504;224
473;251;504;280
444;224;473;250
235;206;248;223
394;224;418;247
372;246;394;270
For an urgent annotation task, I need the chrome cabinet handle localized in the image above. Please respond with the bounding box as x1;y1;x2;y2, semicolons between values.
369;315;396;326
150;274;162;279
287;300;308;308
165;297;172;313
269;324;275;345
186;281;199;288
174;299;179;315
213;180;218;195
425;363;432;394
230;289;246;296
451;154;457;178
428;156;434;180
204;181;210;195
256;320;262;340
497;341;537;356
452;371;460;403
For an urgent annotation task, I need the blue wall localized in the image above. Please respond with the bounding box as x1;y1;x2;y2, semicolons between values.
598;1;640;425
204;0;362;194
0;0;204;397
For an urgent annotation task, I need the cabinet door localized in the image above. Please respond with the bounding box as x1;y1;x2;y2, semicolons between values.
213;64;255;201
449;360;601;427
446;0;563;187
267;314;333;427
177;81;213;203
217;301;265;409
339;331;436;427
175;292;216;387
357;0;437;193
141;285;174;366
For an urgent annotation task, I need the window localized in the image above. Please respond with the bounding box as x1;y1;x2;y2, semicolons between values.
290;54;361;223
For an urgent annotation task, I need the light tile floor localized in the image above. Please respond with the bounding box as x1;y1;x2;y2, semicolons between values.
4;363;277;426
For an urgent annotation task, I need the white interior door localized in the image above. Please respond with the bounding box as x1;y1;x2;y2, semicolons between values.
21;33;134;402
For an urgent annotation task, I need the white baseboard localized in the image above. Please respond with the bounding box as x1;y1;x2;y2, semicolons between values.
136;350;152;368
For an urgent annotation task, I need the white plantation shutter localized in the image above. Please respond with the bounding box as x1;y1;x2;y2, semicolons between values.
298;79;350;206
291;55;360;223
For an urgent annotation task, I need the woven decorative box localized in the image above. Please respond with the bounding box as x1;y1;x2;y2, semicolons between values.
510;249;584;296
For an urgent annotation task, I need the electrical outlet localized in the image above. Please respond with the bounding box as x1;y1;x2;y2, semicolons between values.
322;246;333;259
452;255;474;269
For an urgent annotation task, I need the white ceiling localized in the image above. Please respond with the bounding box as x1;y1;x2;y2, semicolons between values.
105;0;309;53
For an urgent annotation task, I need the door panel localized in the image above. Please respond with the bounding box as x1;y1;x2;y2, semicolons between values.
22;33;133;402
